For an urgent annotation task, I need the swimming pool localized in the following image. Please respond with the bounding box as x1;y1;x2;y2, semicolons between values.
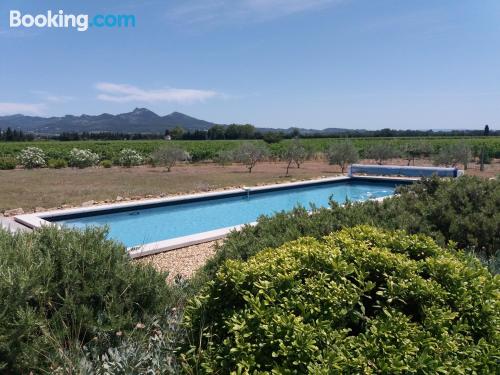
36;177;406;251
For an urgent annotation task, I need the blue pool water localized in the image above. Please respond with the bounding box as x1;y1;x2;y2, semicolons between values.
51;180;400;248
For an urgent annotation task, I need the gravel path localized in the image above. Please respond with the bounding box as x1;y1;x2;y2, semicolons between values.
135;241;219;283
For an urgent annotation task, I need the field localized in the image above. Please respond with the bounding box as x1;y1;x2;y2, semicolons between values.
0;136;499;162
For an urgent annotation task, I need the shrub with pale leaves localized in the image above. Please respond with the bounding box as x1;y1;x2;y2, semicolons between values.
118;149;143;167
17;147;46;169
68;148;99;168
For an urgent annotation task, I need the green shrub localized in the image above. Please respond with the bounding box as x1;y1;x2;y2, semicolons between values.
202;176;500;278
100;159;113;168
184;226;500;373
47;158;68;169
0;156;17;169
0;226;174;373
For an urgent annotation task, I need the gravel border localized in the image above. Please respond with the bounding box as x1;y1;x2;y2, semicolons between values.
135;240;219;283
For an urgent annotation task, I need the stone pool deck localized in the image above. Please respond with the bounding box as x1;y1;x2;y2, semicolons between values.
0;216;31;233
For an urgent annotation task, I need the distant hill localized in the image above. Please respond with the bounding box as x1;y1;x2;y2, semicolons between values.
0;108;216;134
0;108;364;135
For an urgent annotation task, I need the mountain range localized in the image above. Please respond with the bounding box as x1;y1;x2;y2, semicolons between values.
0;108;217;134
0;108;354;135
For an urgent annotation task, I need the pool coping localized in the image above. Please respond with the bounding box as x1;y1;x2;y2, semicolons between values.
15;175;418;258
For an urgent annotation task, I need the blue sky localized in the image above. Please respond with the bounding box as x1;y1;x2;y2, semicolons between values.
0;0;499;130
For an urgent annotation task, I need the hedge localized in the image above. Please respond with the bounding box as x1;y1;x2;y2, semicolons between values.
0;226;175;373
183;226;500;373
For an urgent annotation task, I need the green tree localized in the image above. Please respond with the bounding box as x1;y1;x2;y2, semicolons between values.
434;142;471;169
207;125;226;140
326;141;359;173
169;126;185;140
401;141;433;166
281;139;309;176
263;131;284;144
365;143;399;165
233;142;268;173
151;145;189;172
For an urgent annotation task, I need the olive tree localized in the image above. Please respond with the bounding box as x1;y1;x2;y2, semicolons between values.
233;142;268;173
151;145;190;172
401;141;433;166
281;139;309;176
215;149;234;167
326;141;359;173
433;142;471;170
365;143;399;165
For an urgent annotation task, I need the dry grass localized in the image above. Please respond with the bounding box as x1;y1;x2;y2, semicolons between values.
0;161;339;212
0;159;498;212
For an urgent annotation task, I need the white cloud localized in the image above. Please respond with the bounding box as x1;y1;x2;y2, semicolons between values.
0;102;46;115
168;0;344;24
95;82;218;104
31;90;75;103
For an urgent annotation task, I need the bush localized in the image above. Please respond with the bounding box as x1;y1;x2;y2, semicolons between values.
100;159;113;168
184;226;500;373
17;147;46;169
68;148;99;168
47;158;68;169
0;156;17;170
0;226;174;373
201;176;500;279
118;148;143;167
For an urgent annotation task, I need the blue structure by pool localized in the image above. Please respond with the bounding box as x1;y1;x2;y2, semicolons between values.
44;178;406;251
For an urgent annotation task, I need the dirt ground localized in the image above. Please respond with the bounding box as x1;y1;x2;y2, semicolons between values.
0;158;498;213
0;161;339;212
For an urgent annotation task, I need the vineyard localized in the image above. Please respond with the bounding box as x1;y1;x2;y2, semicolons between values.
0;136;499;163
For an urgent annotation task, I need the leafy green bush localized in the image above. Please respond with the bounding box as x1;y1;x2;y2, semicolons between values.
201;176;500;279
184;226;500;373
48;158;68;169
0;226;174;373
0;156;17;169
100;159;113;168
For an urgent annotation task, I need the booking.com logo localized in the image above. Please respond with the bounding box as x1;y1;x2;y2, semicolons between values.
9;10;136;32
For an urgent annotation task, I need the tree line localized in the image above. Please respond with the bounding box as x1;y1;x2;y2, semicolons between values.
0;128;35;142
0;124;496;142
